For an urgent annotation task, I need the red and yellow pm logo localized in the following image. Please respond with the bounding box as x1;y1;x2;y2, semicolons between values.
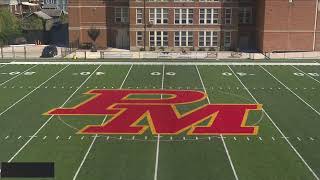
45;89;262;135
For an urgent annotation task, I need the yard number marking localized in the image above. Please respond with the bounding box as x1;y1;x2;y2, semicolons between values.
293;72;319;77
0;71;36;76
72;72;105;76
151;72;176;76
222;72;255;76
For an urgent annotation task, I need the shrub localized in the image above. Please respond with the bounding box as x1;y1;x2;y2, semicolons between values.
149;47;155;51
198;47;205;51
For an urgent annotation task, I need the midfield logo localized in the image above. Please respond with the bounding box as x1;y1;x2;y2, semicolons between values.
45;89;262;135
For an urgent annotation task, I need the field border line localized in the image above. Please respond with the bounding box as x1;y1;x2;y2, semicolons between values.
260;65;320;116
4;61;320;66
291;65;320;84
195;65;239;180
72;64;133;180
0;65;70;117
7;65;102;163
227;65;320;180
0;64;38;86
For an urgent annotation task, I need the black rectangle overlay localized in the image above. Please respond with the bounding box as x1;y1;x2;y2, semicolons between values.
1;162;54;178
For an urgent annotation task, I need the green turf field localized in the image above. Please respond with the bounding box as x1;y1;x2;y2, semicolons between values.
0;61;319;180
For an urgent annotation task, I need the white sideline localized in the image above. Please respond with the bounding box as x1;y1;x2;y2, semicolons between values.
0;65;70;117
0;64;38;86
153;65;165;180
5;61;320;66
291;65;320;84
227;65;320;180
72;64;133;180
8;65;102;163
260;65;320;116
195;65;239;180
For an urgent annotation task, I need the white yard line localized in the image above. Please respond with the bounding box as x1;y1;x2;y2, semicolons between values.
0;64;38;86
195;65;239;180
5;61;320;66
153;65;165;180
228;65;320;180
72;116;108;180
260;65;320;116
0;65;70;117
291;65;320;84
72;64;133;180
8;65;102;163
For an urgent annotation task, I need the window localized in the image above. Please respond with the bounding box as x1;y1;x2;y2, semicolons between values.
175;9;193;24
175;31;193;47
239;7;252;24
199;31;219;47
136;31;144;46
224;32;231;48
136;8;143;24
149;31;168;47
149;8;168;24
224;8;232;24
199;9;219;24
115;8;128;23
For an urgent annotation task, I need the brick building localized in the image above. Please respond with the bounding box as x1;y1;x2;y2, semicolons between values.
68;0;320;52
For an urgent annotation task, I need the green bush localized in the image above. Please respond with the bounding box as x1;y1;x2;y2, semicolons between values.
149;47;155;51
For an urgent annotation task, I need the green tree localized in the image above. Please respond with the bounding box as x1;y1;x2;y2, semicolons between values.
59;14;68;24
87;27;100;52
21;16;44;31
0;9;21;45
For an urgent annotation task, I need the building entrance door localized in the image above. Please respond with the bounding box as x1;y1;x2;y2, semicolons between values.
239;34;249;50
116;29;129;49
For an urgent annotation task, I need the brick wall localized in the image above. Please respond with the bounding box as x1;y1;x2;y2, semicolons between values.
258;0;318;52
68;0;320;52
